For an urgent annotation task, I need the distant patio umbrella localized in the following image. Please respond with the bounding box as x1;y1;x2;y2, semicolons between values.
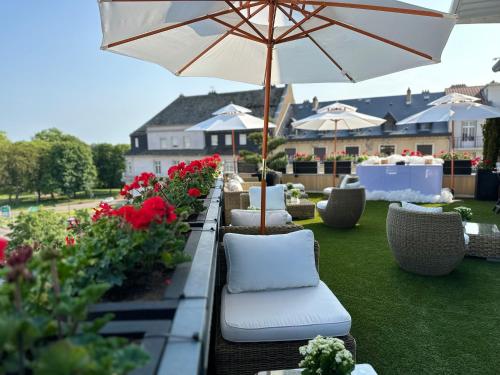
185;103;275;172
397;93;500;190
293;102;385;186
99;0;455;232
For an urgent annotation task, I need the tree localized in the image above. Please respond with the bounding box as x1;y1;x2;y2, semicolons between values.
239;132;288;171
91;143;130;189
49;141;97;198
4;142;37;202
0;132;10;194
482;118;500;165
33;128;81;144
31;140;58;202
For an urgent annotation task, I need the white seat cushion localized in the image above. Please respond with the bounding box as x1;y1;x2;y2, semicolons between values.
464;233;470;245
317;200;328;210
231;209;289;227
286;212;292;223
249;185;286;210
221;281;352;342
401;202;443;213
323;187;333;196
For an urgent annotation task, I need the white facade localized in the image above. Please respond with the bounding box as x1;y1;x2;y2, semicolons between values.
483;82;500;108
147;125;205;150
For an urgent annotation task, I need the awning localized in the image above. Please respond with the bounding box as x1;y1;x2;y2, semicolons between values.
451;0;500;24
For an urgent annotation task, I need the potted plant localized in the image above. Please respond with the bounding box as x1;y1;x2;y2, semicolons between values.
475;159;499;201
453;206;473;227
299;335;355;375
324;152;353;175
437;151;473;175
293;153;318;174
289;188;301;204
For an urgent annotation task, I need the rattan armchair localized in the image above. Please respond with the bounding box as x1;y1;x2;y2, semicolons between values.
212;225;356;375
386;203;466;276
317;188;366;228
223;182;261;225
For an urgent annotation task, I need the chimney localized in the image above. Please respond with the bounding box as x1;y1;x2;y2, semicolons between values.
312;96;319;111
422;90;430;100
406;87;412;105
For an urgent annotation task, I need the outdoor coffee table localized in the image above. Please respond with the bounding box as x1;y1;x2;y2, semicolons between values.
256;363;377;375
286;199;315;220
464;222;500;261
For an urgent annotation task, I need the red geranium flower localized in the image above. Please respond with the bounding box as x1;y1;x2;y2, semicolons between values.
0;237;8;265
65;236;75;247
188;188;201;198
92;202;114;221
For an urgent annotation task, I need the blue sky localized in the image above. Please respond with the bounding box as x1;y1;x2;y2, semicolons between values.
0;0;499;144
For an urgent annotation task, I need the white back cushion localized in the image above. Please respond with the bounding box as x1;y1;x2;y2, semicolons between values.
224;230;319;293
231;209;288;227
249;185;286;210
233;174;244;183
401;201;443;213
226;179;243;192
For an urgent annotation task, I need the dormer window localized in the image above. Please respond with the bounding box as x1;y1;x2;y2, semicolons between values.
418;123;431;131
134;137;139;148
171;136;179;148
225;134;232;146
211;134;218;146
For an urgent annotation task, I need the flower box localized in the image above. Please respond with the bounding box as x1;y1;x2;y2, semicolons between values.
443;160;472;175
237;161;258;173
475;169;499;201
293;161;318;174
324;161;352;175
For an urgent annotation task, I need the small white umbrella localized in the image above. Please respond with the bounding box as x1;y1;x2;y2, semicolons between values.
293;102;385;186
397;94;500;189
185;104;275;172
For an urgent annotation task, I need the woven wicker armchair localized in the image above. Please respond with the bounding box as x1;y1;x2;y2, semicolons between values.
223;182;261;225
317;188;366;229
386;203;466;276
212;225;356;375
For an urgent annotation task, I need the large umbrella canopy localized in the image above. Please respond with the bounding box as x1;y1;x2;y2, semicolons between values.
99;0;456;232
293;102;385;185
185;104;276;132
100;1;456;86
397;93;500;190
185;103;275;172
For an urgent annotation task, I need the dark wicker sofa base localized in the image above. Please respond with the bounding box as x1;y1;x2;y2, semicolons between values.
212;225;357;374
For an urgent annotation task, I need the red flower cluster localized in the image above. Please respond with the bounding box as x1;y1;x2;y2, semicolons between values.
65;236;76;247
120;172;156;196
168;154;221;180
188;188;201;198
0;237;8;265
402;149;423;157
92;197;177;230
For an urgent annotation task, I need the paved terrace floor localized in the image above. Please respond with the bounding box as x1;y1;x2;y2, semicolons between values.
296;198;500;375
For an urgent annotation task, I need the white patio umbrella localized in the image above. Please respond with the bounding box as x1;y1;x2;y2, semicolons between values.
185;103;276;172
293;102;385;186
397;93;500;189
99;0;455;232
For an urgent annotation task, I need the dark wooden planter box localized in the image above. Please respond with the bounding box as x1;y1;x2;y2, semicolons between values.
443;160;472;175
255;171;281;186
237;161;258;173
324;161;352;175
475;169;499;201
293;161;318;174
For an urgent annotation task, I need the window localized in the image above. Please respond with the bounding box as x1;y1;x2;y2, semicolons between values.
416;144;433;155
239;133;247;145
160;138;168;149
171;160;179;167
211;134;218;146
418;123;432;131
285;148;296;160
183;135;191;148
462;121;476;141
126;161;132;175
171;136;179;148
379;145;396;156
314;147;326;161
134;138;139;148
345;146;359;156
225;134;232;146
153;161;162;175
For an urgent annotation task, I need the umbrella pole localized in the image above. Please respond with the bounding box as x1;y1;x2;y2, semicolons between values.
232;129;237;173
260;6;275;234
333;120;338;187
451;120;455;192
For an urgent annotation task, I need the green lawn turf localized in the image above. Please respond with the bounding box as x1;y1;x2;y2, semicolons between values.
296;197;500;375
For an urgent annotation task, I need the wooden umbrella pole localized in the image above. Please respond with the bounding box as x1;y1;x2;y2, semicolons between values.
232;129;237;173
260;2;276;234
451;119;455;192
333;119;338;187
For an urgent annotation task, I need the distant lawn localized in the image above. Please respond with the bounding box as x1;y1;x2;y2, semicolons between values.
0;189;121;211
296;197;500;375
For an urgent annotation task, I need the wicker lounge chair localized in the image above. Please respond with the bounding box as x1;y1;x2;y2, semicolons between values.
317;188;366;228
212;225;356;375
223;182;261;225
386;203;466;276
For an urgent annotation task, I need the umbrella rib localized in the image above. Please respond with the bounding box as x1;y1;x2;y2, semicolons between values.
177;3;268;75
103;1;264;49
225;0;267;41
277;0;444;18
277;4;355;83
289;4;434;61
210;16;266;44
276;20;335;44
274;5;325;43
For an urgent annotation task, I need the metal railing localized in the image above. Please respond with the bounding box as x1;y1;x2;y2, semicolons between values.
454;136;484;149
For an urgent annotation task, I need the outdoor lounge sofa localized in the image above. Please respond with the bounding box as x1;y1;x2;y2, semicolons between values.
317;187;366;229
238;185;293;224
386;203;466;276
213;225;356;375
223;180;261;224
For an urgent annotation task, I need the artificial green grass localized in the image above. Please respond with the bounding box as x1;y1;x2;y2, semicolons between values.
296;197;500;375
